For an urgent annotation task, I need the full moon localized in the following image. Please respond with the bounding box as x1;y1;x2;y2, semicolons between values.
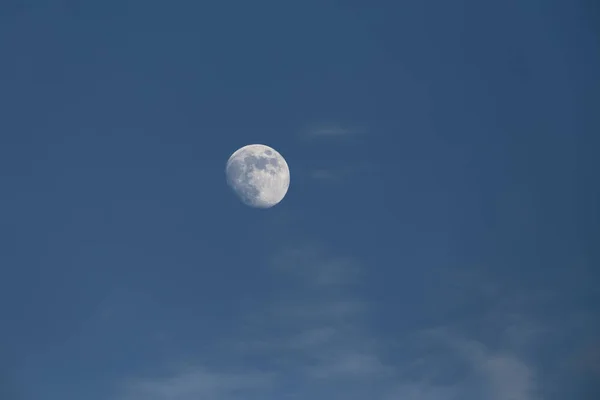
225;144;290;208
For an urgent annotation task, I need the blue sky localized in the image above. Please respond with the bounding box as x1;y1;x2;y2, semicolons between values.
0;1;598;399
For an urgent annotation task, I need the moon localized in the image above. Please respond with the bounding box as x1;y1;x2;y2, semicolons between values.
225;144;290;208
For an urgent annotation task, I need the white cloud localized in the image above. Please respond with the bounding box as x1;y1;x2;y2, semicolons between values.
310;169;340;181
308;164;376;183
384;383;459;400
408;328;539;400
307;352;393;380
112;252;552;400
303;125;363;138
268;299;367;328
297;122;374;185
233;242;391;386
287;327;337;349
119;367;274;400
270;243;361;286
479;354;536;400
311;126;351;136
113;239;389;399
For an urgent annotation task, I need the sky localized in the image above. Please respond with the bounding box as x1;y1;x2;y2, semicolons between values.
0;1;598;399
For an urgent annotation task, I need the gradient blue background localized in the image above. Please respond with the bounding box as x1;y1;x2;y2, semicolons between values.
1;1;598;399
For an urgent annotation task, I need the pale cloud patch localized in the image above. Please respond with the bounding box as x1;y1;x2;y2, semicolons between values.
479;354;536;400
310;169;340;181
232;242;391;386
118;367;274;400
384;383;460;400
310;126;351;136
307;352;394;380
577;340;600;378
270;243;361;286
309;163;377;183
302;124;365;139
298;122;373;184
269;299;367;325
408;327;539;400
287;327;338;349
112;253;567;400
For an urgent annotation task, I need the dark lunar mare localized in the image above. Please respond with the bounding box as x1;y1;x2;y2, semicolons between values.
226;154;279;207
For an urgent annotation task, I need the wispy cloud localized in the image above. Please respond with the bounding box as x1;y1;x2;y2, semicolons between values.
389;327;538;400
304;125;361;138
113;242;388;399
450;335;537;400
310;169;340;181
300;122;367;141
270;243;361;286
309;163;377;183
236;242;390;385
111;245;591;400
298;122;373;184
307;352;393;380
384;382;459;400
480;354;536;400
119;368;274;400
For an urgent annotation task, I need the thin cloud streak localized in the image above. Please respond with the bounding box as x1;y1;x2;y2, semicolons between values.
305;126;357;137
113;251;564;400
270;243;361;287
119;368;275;400
309;164;377;183
300;123;367;141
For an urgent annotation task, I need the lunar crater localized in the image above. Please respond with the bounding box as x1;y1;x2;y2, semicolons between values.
225;144;290;208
